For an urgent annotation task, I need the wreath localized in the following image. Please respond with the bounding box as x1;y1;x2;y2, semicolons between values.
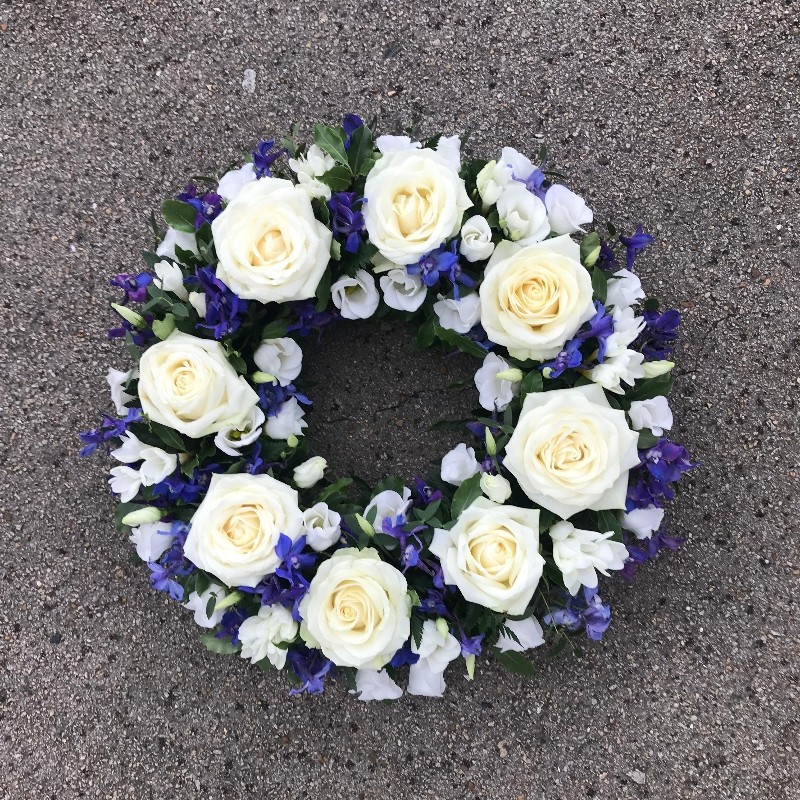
80;116;694;700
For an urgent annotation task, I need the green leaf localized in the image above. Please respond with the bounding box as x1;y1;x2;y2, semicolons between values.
492;648;536;677
591;266;608;304
261;318;290;340
161;199;198;234
636;429;661;449
623;373;674;403
520;369;543;396
148;420;188;451
581;231;602;266
317;477;353;503
313;124;349;167
142;250;162;269
318;165;352;192
171;303;189;319
596;509;622;538
417;318;435;349
433;321;488;358
450;472;483;519
347;125;375;176
152;313;176;340
315;267;332;312
200;634;240;655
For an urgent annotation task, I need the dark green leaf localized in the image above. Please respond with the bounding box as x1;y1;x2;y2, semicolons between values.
433;322;488;358
148;421;189;451
261;318;290;340
520;369;544;397
313;124;349;167
200;634;240;655
318;165;352;192
623;373;674;403
581;231;602;266
161;199;198;234
315;267;332;312
591;266;608;304
416;318;435;349
596;509;622;538
450;472;483;519
317;477;353;503
636;429;661;449
347;125;375;176
492;648;536;677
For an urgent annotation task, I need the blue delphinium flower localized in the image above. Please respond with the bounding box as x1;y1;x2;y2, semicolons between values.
216;606;251;645
107;311;155;347
388;644;420;668
514;166;547;200
257;381;311;417
147;561;185;601
619;225;655;270
596;239;618;272
252;140;283;178
109;273;152;304
147;521;193;601
407;241;474;299
176;184;223;228
412;476;443;507
636;308;681;360
328;192;366;253
459;631;484;658
152;463;220;504
540;301;614;377
544;586;612;641
382;515;427;572
620;529;684;580
78;408;143;456
342;114;364;149
193;267;248;339
287;646;334;695
287;300;339;339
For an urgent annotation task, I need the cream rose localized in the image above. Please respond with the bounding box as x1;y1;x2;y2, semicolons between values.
211;177;332;303
137;331;259;438
298;548;411;669
363;140;472;265
503;384;641;519
183;473;303;588
429;498;544;615
479;236;595;361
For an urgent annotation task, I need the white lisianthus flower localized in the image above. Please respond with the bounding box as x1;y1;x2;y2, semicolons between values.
108;465;141;503
503;384;641;519
496;184;550;245
375;134;422;154
331;269;380;320
129;520;175;562
628;396;673;436
430;498;544;615
188;291;207;318
364;488;412;532
544;184;593;234
111;432;177;486
588;349;645;394
353;668;404;702
153;259;189;300
407;620;461;698
156;227;199;261
264;397;307;440
433;292;481;334
476;159;514;206
363;138;472;265
440;443;481;486
379;268;427;312
110;430;149;463
459;215;495;262
288;144;336;200
299;548;411;669
293;456;327;489
238;604;298;668
496;616;545;653
479;237;595;361
138;331;259;439
606;268;645;310
183;472;304;588
302;502;342;551
217;162;256;201
106;367;134;415
621;506;664;540
212;178;332;304
500;146;538;181
550;520;629;595
213;406;265;456
253;337;303;386
473;351;519;411
480;473;512;504
184;583;227;628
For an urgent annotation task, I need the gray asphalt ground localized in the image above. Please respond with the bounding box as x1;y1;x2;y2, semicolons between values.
1;1;798;798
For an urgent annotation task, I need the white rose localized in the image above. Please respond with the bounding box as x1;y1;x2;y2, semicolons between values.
480;237;595;361
628;396;673;436
407;620;461;697
476;159;514;206
550;520;629;595
156;227;199;261
480;473;512;503
238;604;298;669
302;502;342;551
606;268;645;310
253;337;303;386
544;184;593;234
264;397;307;440
496;184;550;245
331;269;380;320
288;144;336;200
129;520;175;562
111;431;177;486
433;292;481;334
217;162;256;201
621;506;664;540
440;443;481;486
459;215;495;262
213;405;265;456
293;456;327;489
503;384;641;519
353;668;403;702
108;465;141;503
364;488;412;532
106;367;134;415
212;177;332;304
298;548;411;669
430;498;544;615
379;268;427;312
363;141;472;265
183;472;303;588
153;259;189;300
184;583;227;628
495;616;545;652
137;331;258;439
473;351;519;411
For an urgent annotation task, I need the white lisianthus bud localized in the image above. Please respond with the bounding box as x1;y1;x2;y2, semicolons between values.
214;406;266;456
642;360;675;378
111;303;145;328
129;520;175;562
408;620;462;697
264;397;307;440
238;604;298;669
302;502;342;551
187;291;207;318
476;159;514;206
606;268;645;310
121;506;163;527
253;337;303;386
353;669;403;702
440;443;481;486
379;268;427;312
184;584;227;628
106;368;134;415
153;260;189;300
217;163;256;202
473;352;520;412
621;505;664;540
459;215;495;262
496;616;545;652
480;473;512;503
293;456;327;489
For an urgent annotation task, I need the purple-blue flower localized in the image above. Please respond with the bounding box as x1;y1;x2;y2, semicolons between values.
192;267;248;339
412;477;443;507
620;529;684;580
257;381;311;417
328;192;365;253
407;241;474;299
540;301;614;377
176;184;223;228
109;273;152;304
252;139;283;179
636;308;681;360
152;463;220;504
342;114;364;149
619;225;655;270
287;646;334;695
78;408;143;456
543;586;612;641
596;238;618;272
513;166;547;200
287;300;339;339
389;644;420;668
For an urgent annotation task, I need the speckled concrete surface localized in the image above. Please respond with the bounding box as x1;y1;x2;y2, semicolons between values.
1;1;798;798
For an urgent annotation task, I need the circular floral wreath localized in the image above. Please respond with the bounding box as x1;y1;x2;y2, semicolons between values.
81;116;694;701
